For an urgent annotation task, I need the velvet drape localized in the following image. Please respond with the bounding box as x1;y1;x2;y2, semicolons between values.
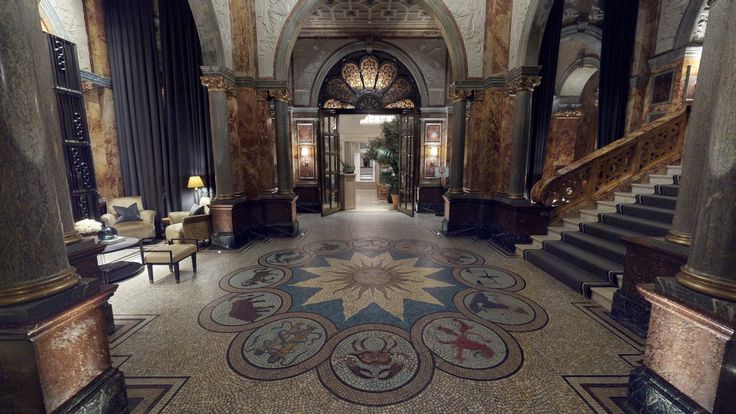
598;0;640;147
104;0;213;215
527;0;564;192
104;0;168;214
159;0;214;210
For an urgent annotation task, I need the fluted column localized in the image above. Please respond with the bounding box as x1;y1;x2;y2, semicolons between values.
505;75;541;199
32;29;82;246
675;0;736;302
448;89;469;194
201;75;236;200
0;0;80;306
272;89;293;195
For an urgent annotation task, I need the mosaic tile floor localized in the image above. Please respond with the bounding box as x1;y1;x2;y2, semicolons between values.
108;213;639;413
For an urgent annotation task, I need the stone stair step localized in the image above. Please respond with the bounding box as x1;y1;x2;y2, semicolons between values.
666;165;682;176
636;194;678;210
614;192;638;204
618;203;675;224
543;240;623;282
524;249;612;298
580;221;642;244
631;183;657;195
547;226;568;237
596;200;619;213
561;231;627;264
579;209;601;222
648;174;676;185
600;213;671;236
590;287;617;311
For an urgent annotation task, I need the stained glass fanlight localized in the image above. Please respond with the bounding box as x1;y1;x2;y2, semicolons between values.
320;53;417;109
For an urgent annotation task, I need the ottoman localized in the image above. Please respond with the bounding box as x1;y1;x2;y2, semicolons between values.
143;242;198;283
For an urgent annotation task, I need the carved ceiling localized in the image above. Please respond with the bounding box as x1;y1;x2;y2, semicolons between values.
300;0;441;38
562;0;604;30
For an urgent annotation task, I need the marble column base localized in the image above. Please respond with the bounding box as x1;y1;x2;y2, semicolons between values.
54;368;128;414
294;184;321;213
258;194;299;237
0;285;125;413
628;366;706;414
619;236;689;296
67;238;106;280
637;284;735;413
441;194;480;236
611;289;651;338
210;197;254;250
417;185;446;215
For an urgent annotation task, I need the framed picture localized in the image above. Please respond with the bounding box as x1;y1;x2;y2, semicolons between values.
424;145;440;179
298;145;316;179
297;123;315;144
651;71;674;105
425;122;442;143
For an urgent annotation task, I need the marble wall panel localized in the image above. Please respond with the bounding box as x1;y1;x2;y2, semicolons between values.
82;0;109;76
231;0;257;75
626;0;663;133
464;94;489;192
486;0;512;76
85;86;123;201
543;115;579;177
257;96;276;193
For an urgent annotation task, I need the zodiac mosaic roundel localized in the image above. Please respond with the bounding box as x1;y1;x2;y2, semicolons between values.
199;239;548;406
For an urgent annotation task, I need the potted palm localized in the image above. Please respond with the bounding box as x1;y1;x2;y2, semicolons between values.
366;119;400;209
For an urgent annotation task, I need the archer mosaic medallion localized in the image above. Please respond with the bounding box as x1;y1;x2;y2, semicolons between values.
199;239;548;406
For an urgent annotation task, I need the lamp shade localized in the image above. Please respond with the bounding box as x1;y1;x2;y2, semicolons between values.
187;175;205;189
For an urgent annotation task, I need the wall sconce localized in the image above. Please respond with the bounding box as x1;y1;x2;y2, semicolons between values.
301;146;310;157
429;146;439;166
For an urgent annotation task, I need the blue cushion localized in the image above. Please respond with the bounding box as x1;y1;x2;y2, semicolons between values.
114;203;142;223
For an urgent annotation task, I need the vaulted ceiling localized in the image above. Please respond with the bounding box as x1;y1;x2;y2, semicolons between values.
299;0;441;38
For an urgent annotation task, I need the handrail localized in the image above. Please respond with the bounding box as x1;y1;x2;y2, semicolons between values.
531;107;689;221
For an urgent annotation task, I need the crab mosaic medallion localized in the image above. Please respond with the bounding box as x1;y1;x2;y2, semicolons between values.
200;239;548;406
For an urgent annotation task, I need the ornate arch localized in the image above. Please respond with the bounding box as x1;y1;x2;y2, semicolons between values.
515;0;556;68
674;0;709;49
187;0;225;67
309;41;430;108
273;0;468;82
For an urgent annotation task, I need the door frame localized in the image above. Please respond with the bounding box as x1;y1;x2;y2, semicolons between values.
317;108;420;215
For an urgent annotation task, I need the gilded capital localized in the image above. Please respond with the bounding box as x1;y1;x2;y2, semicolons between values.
448;88;470;103
201;75;236;96
505;76;542;96
270;88;292;103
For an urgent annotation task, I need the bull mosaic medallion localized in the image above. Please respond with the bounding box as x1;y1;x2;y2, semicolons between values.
199;239;548;406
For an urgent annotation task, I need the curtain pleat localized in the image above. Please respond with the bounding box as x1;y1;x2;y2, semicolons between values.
598;0;640;147
104;0;213;215
159;0;214;210
527;0;564;192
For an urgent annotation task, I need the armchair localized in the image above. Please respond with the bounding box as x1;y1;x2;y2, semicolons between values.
101;196;157;240
164;197;212;244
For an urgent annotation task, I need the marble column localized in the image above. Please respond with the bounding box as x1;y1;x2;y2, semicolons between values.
201;76;236;200
272;89;293;195
0;0;80;306
505;75;541;199
665;4;727;247
447;89;469;194
675;0;736;302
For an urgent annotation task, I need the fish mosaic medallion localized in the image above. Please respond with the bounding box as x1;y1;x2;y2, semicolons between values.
200;239;547;406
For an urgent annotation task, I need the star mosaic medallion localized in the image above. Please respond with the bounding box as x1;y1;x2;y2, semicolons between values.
200;238;549;406
295;252;450;320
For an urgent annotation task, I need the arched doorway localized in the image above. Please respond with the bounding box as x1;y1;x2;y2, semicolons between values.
316;51;421;217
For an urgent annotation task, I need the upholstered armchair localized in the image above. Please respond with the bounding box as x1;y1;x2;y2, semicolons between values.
101;196;157;240
164;197;212;244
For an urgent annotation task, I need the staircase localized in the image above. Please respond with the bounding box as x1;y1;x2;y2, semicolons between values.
517;165;681;310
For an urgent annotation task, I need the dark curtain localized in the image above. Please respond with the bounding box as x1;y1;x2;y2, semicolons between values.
160;0;214;210
526;0;564;192
598;0;639;147
104;0;168;214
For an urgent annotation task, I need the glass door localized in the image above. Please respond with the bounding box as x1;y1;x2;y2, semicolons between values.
398;112;418;216
319;111;341;216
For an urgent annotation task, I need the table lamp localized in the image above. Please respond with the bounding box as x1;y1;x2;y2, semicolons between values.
187;175;205;204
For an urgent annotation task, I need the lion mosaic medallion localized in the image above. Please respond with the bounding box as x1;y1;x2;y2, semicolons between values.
199;238;548;406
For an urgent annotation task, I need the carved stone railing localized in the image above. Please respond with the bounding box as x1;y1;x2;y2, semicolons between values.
531;108;689;221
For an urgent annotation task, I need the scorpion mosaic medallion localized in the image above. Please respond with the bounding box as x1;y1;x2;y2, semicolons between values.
199;239;548;406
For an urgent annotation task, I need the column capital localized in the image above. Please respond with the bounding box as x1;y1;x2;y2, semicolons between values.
448;88;471;103
505;76;542;96
270;88;292;103
200;75;237;96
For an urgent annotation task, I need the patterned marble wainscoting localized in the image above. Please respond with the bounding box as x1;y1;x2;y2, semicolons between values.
107;213;643;413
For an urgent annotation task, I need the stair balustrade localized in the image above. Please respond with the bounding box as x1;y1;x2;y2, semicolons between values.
531;107;689;222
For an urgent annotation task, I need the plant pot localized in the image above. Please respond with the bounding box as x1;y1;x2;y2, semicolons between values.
391;194;399;210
